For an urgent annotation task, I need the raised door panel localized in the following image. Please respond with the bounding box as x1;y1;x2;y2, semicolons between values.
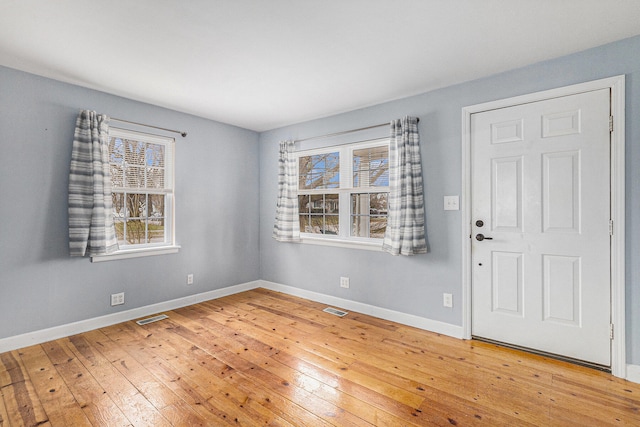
542;151;580;233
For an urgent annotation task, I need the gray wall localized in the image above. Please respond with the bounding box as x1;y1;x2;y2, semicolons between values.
259;35;640;363
2;35;639;364
0;66;260;339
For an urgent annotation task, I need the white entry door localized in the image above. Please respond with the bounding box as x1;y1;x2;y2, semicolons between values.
471;89;611;367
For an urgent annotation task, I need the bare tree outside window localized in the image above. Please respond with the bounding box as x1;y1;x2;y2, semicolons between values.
352;146;389;238
296;142;390;242
298;152;340;234
109;134;168;246
298;152;339;189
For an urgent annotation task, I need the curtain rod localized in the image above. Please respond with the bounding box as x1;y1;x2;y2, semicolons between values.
110;117;187;138
294;118;419;143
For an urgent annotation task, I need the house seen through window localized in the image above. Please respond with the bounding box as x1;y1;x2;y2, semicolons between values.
296;140;389;244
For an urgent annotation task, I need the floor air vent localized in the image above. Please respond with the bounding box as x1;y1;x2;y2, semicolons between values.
136;314;169;325
323;307;348;317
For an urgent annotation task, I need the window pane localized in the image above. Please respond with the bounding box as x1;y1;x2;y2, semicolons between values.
148;218;165;243
298;195;310;214
351;193;388;215
309;216;323;234
370;192;388;214
351;193;370;216
109;138;124;164
310;194;324;213
126;165;145;188
114;219;125;245
112;193;125;218
149;194;165;218
324;215;339;235
299;214;311;233
125;139;145;166
146;167;165;189
370;217;387;238
299;152;340;189
110;164;123;187
303;194;339;214
351;192;388;238
126;193;147;218
325;193;339;214
125;219;146;244
351;209;370;237
353;146;389;187
146;143;165;168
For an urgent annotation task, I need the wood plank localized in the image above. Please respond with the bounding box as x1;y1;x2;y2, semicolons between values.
168;308;430;424
168;315;419;427
306;325;561;424
102;320;297;426
0;351;50;427
41;340;132;426
1;288;640;426
64;334;172;427
81;329;184;411
100;322;254;426
17;345;92;427
133;317;370;426
359;333;640;424
157;400;210;427
137;311;332;426
0;387;10;427
143;335;293;426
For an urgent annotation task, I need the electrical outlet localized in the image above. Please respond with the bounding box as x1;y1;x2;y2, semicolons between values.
187;273;194;285
111;292;125;306
444;195;459;211
340;277;350;288
443;293;453;308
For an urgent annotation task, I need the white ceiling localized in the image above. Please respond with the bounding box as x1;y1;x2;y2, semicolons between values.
1;1;640;132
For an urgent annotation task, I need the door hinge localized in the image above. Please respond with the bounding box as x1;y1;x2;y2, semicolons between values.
609;220;614;236
610;324;614;340
609;115;614;132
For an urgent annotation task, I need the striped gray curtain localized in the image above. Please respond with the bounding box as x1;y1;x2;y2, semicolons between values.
272;140;300;242
382;116;427;255
68;110;119;256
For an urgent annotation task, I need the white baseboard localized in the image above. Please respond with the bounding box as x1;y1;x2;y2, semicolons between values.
257;280;465;339
4;279;635;381
626;364;640;384
0;281;260;353
0;279;465;354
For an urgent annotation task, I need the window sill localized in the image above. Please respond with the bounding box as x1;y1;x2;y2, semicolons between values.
91;245;181;262
299;235;383;251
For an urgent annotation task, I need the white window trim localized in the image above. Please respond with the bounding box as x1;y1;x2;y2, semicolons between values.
91;127;178;262
295;138;389;250
91;245;181;262
299;235;383;251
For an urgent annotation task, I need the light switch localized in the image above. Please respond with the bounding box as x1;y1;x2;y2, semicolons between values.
444;196;459;211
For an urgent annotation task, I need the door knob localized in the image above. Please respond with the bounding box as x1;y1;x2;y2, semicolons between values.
476;234;493;241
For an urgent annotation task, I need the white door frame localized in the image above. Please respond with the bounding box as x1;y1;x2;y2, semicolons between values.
461;75;626;378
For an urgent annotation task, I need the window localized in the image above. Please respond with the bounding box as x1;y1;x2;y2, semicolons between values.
296;140;389;248
351;145;389;238
95;128;177;260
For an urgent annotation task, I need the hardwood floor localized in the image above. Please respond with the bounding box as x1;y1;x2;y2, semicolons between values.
1;288;639;426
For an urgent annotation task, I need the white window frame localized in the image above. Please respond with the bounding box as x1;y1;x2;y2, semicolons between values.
92;127;179;262
295;139;389;250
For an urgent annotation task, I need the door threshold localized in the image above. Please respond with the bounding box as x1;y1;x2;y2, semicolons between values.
472;336;611;373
